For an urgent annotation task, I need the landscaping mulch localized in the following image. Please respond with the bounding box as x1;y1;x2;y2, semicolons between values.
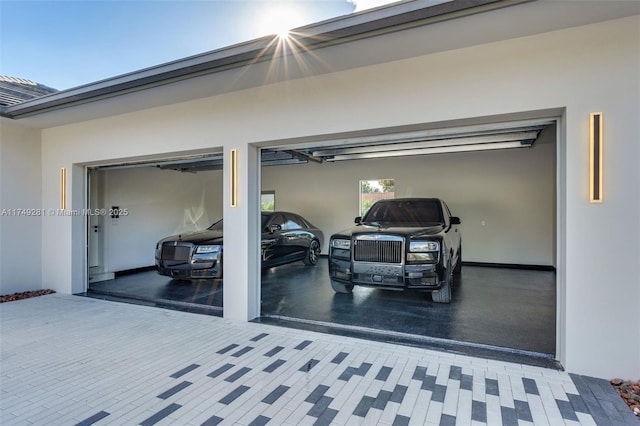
611;378;640;419
0;289;56;303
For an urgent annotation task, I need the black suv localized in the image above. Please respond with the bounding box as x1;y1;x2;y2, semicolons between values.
328;198;461;303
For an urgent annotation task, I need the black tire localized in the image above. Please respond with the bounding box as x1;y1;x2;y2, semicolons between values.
431;260;452;303
331;280;354;294
303;239;321;266
453;247;462;276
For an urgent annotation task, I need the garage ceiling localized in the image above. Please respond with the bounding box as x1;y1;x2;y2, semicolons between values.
147;118;554;172
90;118;553;172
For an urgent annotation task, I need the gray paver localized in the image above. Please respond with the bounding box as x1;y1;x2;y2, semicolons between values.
0;294;622;426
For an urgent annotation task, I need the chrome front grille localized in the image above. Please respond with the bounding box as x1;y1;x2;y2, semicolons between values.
354;236;403;263
161;243;192;261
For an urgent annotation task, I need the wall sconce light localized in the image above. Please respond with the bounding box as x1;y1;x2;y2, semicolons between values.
230;149;238;207
60;167;67;210
589;112;603;203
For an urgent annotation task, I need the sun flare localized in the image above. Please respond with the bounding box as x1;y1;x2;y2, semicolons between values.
257;5;306;38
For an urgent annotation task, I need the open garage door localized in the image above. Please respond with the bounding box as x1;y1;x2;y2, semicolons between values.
258;116;558;367
84;149;330;315
85;152;225;315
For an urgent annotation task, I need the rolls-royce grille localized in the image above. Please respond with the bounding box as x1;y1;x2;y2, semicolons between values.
354;240;403;263
161;244;192;261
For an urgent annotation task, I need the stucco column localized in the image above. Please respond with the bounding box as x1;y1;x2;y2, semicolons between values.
39;159;87;295
222;142;261;321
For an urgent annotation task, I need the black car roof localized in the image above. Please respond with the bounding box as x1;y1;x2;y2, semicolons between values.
373;197;441;203
261;211;299;216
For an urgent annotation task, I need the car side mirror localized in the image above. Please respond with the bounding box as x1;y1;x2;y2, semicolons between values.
269;224;282;233
450;216;461;225
354;217;362;224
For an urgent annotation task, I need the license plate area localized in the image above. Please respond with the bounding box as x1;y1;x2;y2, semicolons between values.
352;262;404;285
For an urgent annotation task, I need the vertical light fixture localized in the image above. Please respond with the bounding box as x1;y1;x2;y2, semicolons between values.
230;149;238;207
60;167;67;210
589;112;603;203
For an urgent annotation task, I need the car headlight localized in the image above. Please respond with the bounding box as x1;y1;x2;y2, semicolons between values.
331;239;351;250
407;252;437;262
409;241;439;252
195;245;221;254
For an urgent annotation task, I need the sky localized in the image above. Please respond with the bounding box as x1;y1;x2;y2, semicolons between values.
0;0;399;91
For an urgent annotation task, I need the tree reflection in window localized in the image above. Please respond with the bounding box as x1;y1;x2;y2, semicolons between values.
359;179;395;216
261;191;275;211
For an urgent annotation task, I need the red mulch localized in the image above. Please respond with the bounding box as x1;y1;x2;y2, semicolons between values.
611;379;640;419
0;289;56;303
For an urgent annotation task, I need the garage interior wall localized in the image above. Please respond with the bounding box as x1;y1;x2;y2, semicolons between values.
95;128;555;273
97;167;223;273
30;15;640;379
0;119;43;295
262;126;555;267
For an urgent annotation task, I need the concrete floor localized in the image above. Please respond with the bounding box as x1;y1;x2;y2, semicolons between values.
87;258;557;368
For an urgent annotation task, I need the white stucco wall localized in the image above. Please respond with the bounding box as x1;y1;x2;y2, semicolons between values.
98;167;223;272
30;15;640;378
0;119;43;295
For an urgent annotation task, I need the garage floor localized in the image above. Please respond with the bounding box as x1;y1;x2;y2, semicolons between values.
86;259;556;367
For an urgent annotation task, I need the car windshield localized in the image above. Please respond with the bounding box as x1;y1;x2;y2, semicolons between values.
207;219;223;231
206;215;290;231
363;200;443;226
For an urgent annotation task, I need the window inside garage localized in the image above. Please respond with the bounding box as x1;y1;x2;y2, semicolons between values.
360;179;395;216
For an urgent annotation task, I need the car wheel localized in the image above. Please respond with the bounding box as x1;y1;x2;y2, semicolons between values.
303;239;321;266
453;247;462;276
331;279;354;294
431;261;452;303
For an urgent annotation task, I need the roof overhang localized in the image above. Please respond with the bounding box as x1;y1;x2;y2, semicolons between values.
3;0;638;128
